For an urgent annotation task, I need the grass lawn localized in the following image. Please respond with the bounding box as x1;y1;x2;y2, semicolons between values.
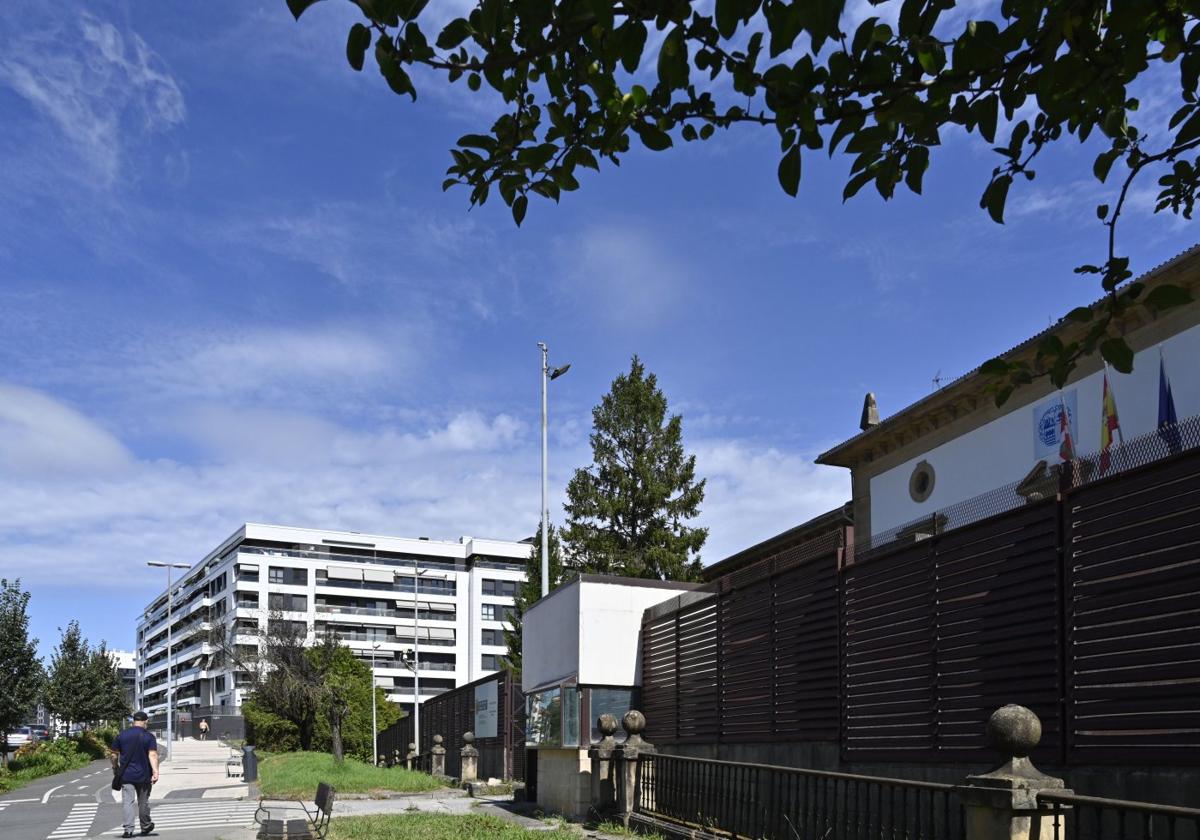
329;814;579;840
258;752;445;798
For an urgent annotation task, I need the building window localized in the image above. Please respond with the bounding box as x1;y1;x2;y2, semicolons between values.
481;654;503;671
215;675;227;693
268;593;308;612
481;579;518;597
268;567;308;585
209;572;227;595
481;628;503;646
909;460;936;503
481;604;516;622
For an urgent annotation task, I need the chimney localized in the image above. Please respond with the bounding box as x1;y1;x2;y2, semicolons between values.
860;393;880;431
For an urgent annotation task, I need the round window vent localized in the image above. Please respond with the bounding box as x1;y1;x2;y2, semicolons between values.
909;460;936;503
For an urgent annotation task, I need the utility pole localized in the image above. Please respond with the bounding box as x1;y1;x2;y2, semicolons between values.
148;561;190;756
537;342;570;597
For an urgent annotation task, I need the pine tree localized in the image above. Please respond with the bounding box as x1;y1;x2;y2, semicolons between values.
44;621;93;736
0;580;43;766
503;522;565;679
563;356;708;581
87;643;132;726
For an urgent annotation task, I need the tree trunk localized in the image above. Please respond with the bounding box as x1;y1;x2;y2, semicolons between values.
299;713;315;751
330;702;347;763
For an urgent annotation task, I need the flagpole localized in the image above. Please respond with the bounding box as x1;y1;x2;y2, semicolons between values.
1103;362;1126;446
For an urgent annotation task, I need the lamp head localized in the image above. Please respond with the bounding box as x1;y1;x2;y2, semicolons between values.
549;363;571;380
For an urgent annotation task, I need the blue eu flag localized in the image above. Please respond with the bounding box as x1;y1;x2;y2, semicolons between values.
1158;357;1180;454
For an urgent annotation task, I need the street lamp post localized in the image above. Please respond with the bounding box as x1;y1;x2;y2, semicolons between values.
147;561;191;756
399;560;429;755
538;342;571;597
370;642;380;766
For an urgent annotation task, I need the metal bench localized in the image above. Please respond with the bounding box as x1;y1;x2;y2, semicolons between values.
254;782;335;840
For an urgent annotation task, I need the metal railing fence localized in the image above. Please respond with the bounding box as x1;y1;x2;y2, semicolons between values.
1040;791;1200;840
637;753;964;840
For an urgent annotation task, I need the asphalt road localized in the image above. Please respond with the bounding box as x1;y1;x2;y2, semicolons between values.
0;762;257;840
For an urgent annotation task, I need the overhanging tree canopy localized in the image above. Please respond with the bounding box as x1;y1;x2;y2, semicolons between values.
287;0;1194;396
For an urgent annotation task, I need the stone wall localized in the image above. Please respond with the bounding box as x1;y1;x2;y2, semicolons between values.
534;748;592;819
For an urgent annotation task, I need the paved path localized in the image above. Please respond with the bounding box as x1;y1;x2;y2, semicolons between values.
0;739;251;840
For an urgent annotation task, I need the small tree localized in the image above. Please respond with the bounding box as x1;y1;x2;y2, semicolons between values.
503;522;565;679
251;617;322;751
563;356;708;581
44;621;92;736
0;580;42;766
87;643;132;726
310;639;401;763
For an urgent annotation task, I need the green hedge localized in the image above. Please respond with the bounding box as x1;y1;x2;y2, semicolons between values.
0;735;102;792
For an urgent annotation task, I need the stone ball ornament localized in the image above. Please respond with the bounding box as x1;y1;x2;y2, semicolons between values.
597;714;619;736
433;734;444;746
987;704;1041;758
463;731;475;744
622;709;646;736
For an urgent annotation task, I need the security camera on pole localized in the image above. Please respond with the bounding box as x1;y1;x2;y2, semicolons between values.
538;342;570;597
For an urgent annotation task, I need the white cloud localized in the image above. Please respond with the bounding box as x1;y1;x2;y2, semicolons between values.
693;438;849;563
0;10;185;187
558;222;688;327
0;382;132;476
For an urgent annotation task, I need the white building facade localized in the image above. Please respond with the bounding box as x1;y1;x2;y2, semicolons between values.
135;523;529;715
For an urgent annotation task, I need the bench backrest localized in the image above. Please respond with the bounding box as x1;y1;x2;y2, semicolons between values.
315;782;335;817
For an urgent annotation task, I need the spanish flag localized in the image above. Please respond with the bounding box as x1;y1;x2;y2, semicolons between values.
1099;371;1121;474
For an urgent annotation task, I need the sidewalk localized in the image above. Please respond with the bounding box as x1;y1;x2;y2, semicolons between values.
218;790;570;840
116;737;251;803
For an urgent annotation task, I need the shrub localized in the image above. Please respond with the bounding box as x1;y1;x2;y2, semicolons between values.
244;700;300;753
10;738;89;776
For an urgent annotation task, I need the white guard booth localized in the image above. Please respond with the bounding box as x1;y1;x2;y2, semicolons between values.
522;573;700;819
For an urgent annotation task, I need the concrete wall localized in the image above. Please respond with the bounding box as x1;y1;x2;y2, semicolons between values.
523;576;696;692
522;583;580;692
578;581;683;686
660;741;1200;808
535;748;592;819
869;322;1200;535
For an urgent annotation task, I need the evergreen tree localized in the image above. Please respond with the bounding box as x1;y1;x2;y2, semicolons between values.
503;522;565;679
44;621;92;736
87;643;132;726
0;579;43;766
563;356;707;581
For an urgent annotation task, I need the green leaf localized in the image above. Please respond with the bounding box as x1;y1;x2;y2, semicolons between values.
979;358;1010;376
1144;283;1193;311
511;194;528;226
1100;338;1134;374
636;123;673;152
715;0;741;39
980;175;1011;224
346;23;371;71
1175;109;1200;145
1093;149;1120;183
1064;306;1092;323
777;145;801;197
436;18;472;50
286;0;325;21
657;27;689;90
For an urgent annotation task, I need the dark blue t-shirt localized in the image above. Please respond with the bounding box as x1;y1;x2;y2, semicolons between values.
111;727;157;784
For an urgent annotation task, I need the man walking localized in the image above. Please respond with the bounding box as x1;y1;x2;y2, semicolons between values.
198;718;209;741
110;711;159;838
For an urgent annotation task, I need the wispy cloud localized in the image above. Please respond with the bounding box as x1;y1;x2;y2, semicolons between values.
0;9;185;187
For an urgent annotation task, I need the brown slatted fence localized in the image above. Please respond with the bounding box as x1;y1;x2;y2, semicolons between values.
642;531;842;745
1064;445;1200;765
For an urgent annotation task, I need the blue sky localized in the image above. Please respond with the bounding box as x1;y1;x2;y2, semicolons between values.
0;0;1192;658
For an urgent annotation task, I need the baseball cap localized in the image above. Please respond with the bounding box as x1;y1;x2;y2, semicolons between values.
132;711;149;721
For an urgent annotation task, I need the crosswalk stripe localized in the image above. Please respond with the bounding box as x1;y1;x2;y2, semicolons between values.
100;802;258;835
46;803;99;840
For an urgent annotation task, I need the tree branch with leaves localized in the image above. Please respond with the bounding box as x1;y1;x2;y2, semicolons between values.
286;0;1197;392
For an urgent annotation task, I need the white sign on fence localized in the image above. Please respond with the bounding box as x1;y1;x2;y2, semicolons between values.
474;680;498;739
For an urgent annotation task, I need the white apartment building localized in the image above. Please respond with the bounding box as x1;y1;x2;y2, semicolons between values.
135;523;529;715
